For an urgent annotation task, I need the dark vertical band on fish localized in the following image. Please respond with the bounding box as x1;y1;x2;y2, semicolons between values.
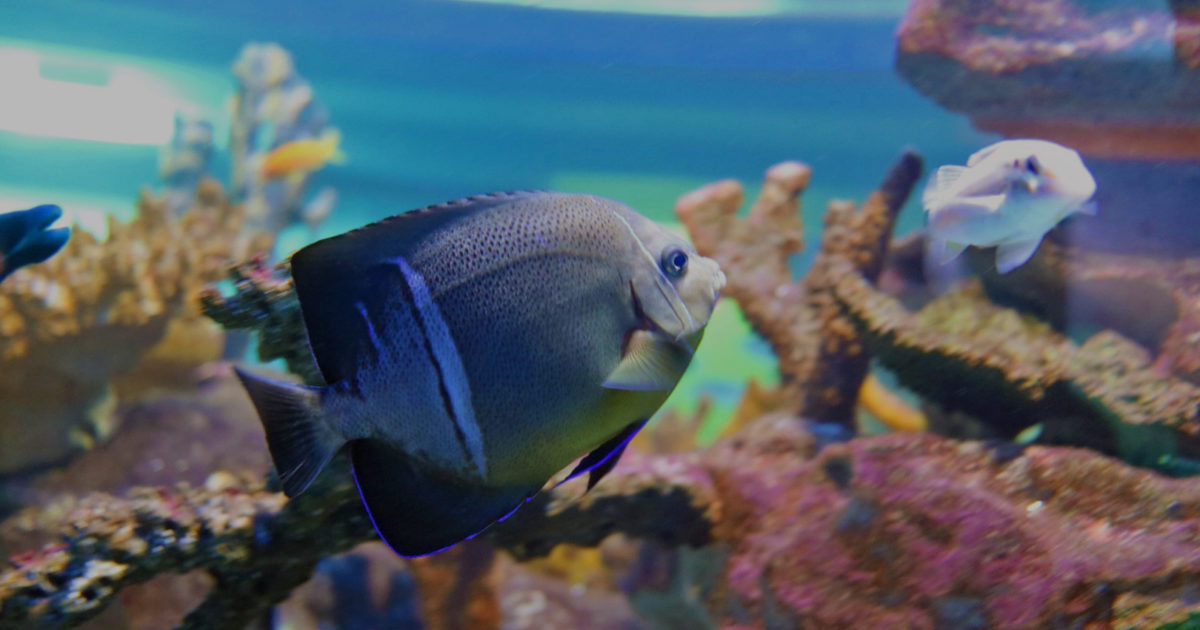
389;256;487;476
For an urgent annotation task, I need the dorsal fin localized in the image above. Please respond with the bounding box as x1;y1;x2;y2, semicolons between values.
923;165;968;206
289;191;546;384
967;142;1002;166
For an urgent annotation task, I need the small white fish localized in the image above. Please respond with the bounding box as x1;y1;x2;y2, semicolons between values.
923;139;1097;274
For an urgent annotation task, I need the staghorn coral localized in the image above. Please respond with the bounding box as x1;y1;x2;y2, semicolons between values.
674;152;922;425
833;266;1200;466
0;180;271;474
7;412;1200;629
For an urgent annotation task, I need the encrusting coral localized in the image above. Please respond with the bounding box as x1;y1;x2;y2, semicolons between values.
674;151;922;426
0;180;271;474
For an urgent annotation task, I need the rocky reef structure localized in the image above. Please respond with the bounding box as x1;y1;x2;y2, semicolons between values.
896;0;1199;157
964;240;1200;388
835;268;1200;467
230;43;340;237
0;181;271;475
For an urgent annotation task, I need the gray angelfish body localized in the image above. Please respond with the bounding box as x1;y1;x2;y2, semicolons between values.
236;191;724;556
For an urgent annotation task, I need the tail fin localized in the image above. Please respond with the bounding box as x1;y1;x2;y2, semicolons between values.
234;367;345;497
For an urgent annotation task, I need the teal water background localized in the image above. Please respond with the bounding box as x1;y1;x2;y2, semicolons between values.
0;0;995;433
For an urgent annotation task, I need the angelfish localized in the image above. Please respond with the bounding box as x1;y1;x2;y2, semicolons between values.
923;139;1097;274
235;191;725;556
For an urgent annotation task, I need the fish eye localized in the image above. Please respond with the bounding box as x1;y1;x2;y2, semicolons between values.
1025;156;1040;175
660;247;688;278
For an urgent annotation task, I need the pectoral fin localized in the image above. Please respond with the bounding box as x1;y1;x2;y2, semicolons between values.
602;330;692;391
994;238;1043;273
922;165;969;206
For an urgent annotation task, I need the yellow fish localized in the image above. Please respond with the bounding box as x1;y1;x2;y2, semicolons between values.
261;130;345;180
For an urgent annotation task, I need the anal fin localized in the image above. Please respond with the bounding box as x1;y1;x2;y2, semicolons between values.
352;440;540;557
929;238;966;265
235;367;343;497
603;331;692;391
994;237;1043;274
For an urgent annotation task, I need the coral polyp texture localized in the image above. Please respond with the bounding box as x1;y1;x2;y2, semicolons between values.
675;151;922;425
197;255;318;384
0;180;272;474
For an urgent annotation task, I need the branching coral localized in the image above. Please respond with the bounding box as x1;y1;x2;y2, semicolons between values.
968;240;1200;388
230;43;339;236
834;265;1200;466
158;116;215;217
674;152;922;425
0;180;272;474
